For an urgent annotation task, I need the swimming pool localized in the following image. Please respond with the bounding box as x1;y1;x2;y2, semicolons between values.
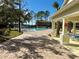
70;34;79;41
30;27;49;31
22;27;49;32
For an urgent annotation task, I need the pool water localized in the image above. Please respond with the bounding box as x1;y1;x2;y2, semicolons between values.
31;27;49;31
75;36;79;38
22;27;49;32
71;35;79;41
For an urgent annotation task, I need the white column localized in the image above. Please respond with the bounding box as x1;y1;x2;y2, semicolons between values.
60;18;65;45
62;18;65;35
52;21;55;31
73;22;76;35
52;20;56;36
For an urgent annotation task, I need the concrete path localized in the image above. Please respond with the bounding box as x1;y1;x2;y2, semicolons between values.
12;29;52;39
0;29;79;59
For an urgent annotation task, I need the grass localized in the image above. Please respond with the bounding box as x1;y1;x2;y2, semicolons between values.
65;44;79;50
8;30;22;38
0;28;22;43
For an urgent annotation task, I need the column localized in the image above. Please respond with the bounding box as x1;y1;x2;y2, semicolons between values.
60;18;65;45
52;21;55;31
52;20;56;36
73;22;76;35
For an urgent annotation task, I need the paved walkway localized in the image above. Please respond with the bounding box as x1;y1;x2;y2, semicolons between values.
0;30;79;59
12;29;52;39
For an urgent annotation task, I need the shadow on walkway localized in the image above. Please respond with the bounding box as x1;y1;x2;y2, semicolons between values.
0;35;79;59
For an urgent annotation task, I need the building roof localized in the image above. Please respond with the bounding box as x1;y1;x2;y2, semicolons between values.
51;0;79;19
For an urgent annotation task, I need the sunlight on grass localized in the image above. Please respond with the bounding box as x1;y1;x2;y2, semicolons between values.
9;30;22;38
0;29;22;43
5;28;22;38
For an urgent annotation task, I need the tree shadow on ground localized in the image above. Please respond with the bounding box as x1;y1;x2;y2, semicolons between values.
0;35;79;59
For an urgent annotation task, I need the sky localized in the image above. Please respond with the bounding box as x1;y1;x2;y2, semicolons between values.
22;0;64;25
23;0;64;15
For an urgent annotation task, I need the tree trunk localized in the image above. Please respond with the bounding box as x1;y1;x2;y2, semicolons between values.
18;0;21;32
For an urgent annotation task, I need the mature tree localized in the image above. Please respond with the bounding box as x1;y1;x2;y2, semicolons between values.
44;10;50;20
35;11;50;20
36;20;51;28
53;1;60;11
53;1;61;36
13;0;33;32
0;0;14;24
24;12;32;22
35;11;45;20
0;0;14;34
1;0;25;32
0;0;33;32
13;0;22;32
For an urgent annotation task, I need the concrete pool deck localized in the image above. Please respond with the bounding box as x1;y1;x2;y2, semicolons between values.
12;29;52;39
0;29;79;59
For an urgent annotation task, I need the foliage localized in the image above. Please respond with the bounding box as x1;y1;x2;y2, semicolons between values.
0;0;33;32
52;1;61;36
35;10;50;20
24;12;33;22
36;20;51;28
53;1;60;10
44;10;50;20
0;0;33;23
35;11;45;20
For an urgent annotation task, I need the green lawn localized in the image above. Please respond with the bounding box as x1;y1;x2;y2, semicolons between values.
8;30;22;38
6;28;23;38
0;29;22;43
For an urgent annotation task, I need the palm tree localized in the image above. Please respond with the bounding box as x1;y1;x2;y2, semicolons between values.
53;1;60;11
53;1;61;36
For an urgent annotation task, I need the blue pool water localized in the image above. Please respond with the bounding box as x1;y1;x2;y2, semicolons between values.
75;36;79;38
22;27;49;32
31;27;49;31
71;35;79;40
74;35;79;40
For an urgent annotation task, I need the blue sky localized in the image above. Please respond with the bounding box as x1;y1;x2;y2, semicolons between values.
22;0;64;25
22;0;64;15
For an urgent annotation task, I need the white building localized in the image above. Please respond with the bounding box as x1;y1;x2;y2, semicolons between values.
50;0;79;44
